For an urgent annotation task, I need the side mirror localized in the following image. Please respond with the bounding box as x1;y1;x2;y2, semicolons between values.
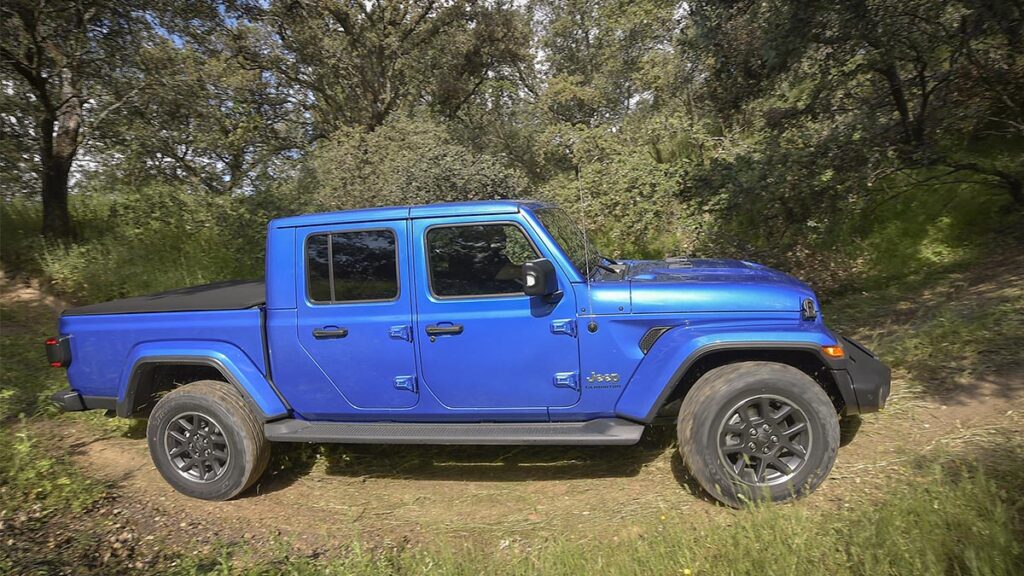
522;258;560;300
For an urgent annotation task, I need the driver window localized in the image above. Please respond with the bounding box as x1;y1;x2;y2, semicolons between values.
427;223;540;297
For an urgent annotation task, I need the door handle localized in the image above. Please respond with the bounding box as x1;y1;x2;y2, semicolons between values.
425;323;464;336
313;327;348;339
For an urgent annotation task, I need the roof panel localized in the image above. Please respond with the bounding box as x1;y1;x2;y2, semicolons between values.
270;200;552;229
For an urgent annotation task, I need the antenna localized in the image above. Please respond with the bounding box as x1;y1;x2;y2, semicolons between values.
575;160;595;323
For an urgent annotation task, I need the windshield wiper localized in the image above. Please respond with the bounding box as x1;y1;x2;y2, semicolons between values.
600;253;619;266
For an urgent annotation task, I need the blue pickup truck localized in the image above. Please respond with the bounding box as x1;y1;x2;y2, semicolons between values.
47;200;889;506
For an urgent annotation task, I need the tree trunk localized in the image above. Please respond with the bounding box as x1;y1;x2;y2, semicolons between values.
1007;176;1024;208
38;71;83;240
41;157;74;239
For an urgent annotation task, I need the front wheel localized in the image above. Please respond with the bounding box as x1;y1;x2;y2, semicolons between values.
147;380;270;500
677;362;840;507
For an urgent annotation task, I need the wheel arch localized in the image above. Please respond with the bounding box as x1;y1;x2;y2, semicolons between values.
116;341;289;420
658;347;847;419
615;329;853;423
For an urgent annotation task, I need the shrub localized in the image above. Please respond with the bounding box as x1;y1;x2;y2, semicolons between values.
298;115;531;212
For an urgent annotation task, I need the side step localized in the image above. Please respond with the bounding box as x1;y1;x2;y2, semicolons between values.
264;418;645;446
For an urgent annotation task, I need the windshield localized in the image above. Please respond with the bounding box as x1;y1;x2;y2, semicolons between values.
535;207;602;278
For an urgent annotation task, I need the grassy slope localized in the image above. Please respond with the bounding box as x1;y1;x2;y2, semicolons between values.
2;253;1023;574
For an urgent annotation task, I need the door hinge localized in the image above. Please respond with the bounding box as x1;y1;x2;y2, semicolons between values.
553;371;580;391
550;319;577;338
389;325;413;342
393;375;417;393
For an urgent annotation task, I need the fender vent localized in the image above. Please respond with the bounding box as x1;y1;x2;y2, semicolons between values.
639;326;673;354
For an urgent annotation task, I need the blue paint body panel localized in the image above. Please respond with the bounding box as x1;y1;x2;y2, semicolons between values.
119;340;289;418
59;309;286;417
409;214;581;411
57;200;871;431
613;318;837;422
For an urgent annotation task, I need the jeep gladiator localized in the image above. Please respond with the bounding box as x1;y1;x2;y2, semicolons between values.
47;200;890;505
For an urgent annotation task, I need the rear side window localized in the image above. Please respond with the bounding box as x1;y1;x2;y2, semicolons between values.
427;223;539;297
306;230;399;303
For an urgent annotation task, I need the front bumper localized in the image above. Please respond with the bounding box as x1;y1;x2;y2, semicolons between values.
831;336;891;414
50;389;117;412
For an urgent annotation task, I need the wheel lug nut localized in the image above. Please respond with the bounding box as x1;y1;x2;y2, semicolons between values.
771;436;779;443
748;428;757;436
762;446;771;454
762;424;771;431
747;442;756;450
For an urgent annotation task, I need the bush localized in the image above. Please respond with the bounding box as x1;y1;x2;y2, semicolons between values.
298;115;531;212
538;125;692;259
0;426;105;514
0;200;45;274
2;183;268;304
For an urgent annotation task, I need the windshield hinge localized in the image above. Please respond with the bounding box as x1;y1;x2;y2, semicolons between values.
550;319;577;338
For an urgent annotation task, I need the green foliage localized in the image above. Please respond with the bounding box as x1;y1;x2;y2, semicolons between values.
1;183;267;303
0;200;45;273
0;300;67;421
2;3;1023;573
0;426;105;515
537;124;691;258
221;0;531;134
5;0;1023;288
297;115;531;212
856;173;1023;285
824;244;1024;399
160;463;1022;576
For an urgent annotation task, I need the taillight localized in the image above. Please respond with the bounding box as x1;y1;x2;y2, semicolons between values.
45;336;71;368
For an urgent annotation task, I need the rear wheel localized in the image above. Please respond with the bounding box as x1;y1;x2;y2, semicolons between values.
677;362;839;507
147;380;270;500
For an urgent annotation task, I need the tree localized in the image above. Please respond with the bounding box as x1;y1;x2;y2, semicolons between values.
296;115;530;211
683;0;1024;207
532;0;679;125
230;0;533;136
1;0;153;238
91;38;304;195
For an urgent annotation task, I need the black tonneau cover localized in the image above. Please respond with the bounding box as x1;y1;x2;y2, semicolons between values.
62;280;265;316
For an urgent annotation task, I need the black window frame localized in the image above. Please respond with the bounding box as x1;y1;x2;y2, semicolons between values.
424;221;543;300
304;227;401;305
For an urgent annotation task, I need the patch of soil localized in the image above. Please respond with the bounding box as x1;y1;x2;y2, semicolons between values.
5;266;1024;565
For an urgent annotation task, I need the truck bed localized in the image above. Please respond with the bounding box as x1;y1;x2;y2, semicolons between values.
62;280;265;316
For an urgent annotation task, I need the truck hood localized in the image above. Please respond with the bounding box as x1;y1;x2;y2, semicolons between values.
624;258;816;314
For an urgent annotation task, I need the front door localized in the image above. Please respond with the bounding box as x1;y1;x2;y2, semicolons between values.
295;221;418;409
412;216;581;410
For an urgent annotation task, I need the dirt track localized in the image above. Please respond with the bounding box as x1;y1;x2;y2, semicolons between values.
8;268;1024;560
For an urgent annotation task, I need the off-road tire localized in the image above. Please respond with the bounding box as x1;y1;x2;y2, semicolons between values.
677;362;840;507
147;380;270;500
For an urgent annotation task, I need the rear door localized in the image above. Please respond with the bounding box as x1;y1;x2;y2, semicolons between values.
295;221;418;409
411;215;581;410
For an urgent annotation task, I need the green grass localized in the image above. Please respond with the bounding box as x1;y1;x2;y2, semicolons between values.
156;460;1022;576
3;188;1023;574
824;248;1024;399
0;298;67;421
0;418;110;574
1;189;264;304
4;283;1020;574
0;424;106;515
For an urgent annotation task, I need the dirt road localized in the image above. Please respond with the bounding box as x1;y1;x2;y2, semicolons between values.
8;266;1023;562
